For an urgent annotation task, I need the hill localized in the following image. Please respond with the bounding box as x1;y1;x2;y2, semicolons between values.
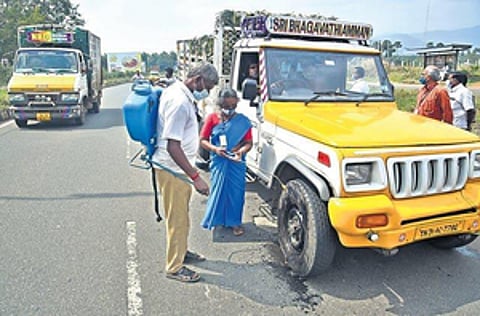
373;25;480;51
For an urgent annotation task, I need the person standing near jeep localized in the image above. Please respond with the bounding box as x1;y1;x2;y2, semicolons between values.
447;72;475;131
152;63;219;282
414;65;453;124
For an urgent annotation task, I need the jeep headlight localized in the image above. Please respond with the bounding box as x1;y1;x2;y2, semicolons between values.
343;158;387;192
8;93;26;102
470;150;480;178
60;93;79;102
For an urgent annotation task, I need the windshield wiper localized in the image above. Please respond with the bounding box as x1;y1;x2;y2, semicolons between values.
55;69;76;74
304;91;348;106
359;92;392;102
32;67;52;73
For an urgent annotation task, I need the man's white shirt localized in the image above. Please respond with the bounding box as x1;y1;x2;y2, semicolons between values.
449;83;474;129
152;81;199;174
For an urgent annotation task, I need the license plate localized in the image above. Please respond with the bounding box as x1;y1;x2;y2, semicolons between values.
36;112;51;121
415;221;464;240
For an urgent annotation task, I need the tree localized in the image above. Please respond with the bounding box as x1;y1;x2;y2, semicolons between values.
0;0;84;61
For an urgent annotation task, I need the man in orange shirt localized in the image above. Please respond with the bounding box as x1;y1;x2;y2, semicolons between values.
415;65;453;124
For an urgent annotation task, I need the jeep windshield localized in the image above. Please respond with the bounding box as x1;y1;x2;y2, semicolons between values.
14;50;79;74
265;48;394;102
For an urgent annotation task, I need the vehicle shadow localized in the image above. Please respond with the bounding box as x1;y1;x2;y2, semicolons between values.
19;108;125;131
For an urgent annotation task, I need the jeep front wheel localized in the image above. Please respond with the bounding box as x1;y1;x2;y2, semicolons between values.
277;179;336;277
429;234;478;249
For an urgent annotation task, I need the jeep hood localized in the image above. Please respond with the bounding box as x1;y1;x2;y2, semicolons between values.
265;102;479;148
8;74;77;92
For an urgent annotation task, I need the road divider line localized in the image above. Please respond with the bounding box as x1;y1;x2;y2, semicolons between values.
126;221;143;316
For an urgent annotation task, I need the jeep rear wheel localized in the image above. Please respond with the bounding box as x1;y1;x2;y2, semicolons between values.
278;179;336;277
429;234;478;249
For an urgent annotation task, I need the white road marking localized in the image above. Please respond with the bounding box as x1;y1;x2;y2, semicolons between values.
126;221;143;316
0;120;14;129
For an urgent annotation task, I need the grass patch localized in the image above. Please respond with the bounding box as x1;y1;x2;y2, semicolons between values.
395;89;417;112
0;89;8;110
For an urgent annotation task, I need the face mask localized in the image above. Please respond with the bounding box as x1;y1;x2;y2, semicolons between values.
446;80;452;89
419;77;427;85
221;108;235;116
193;89;209;101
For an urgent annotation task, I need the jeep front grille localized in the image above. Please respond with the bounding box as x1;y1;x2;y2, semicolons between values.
387;153;469;198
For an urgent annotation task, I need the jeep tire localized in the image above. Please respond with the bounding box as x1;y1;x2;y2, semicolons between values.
429;233;478;249
278;179;336;277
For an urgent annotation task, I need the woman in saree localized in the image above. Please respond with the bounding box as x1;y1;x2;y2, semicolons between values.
199;88;253;236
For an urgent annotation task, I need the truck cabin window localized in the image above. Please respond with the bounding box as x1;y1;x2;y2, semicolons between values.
265;49;393;102
15;50;79;74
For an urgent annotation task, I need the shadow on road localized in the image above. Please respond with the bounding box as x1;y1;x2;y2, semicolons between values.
17;108;124;131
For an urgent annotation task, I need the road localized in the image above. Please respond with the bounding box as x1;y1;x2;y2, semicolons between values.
1;84;480;315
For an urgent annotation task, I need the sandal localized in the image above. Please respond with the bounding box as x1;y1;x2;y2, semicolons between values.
166;266;201;283
184;250;206;263
232;226;245;236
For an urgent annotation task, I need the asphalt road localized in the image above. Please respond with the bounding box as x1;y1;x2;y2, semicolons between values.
1;84;480;315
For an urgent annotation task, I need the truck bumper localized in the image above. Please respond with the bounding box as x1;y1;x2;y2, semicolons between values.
10;105;82;121
328;182;480;249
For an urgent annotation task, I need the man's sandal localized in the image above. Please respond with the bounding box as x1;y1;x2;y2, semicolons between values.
184;250;206;263
166;267;201;283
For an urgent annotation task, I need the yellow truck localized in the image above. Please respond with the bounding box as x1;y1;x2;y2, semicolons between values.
8;24;102;127
179;11;480;277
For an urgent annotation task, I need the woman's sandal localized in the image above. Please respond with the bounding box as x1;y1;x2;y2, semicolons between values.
166;266;201;283
232;226;245;236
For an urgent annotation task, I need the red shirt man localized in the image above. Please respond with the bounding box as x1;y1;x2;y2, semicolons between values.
415;65;453;124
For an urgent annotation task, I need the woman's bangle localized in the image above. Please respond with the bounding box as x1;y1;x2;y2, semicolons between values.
190;171;200;181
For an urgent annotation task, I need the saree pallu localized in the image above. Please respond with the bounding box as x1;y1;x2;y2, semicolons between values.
201;114;252;230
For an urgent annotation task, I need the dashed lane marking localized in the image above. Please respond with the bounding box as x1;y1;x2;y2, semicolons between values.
126;221;143;316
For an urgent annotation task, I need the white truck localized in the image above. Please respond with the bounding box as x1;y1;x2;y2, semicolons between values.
178;11;480;277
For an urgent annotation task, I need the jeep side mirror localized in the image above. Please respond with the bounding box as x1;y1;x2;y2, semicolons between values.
242;79;258;105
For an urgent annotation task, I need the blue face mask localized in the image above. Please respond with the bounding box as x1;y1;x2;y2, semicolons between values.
419;77;427;85
221;108;235;116
193;89;209;101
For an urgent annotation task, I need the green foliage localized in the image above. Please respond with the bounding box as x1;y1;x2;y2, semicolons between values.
0;0;84;62
0;89;7;110
395;89;417;112
0;65;13;86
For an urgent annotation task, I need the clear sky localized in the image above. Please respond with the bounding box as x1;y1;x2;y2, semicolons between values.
74;0;479;54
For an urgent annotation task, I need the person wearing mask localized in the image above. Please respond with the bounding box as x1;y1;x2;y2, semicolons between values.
447;72;475;131
414;65;453;124
350;66;369;93
199;88;253;236
152;63;219;282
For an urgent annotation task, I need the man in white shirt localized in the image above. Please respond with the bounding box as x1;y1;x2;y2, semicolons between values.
152;63;218;282
350;66;369;94
447;72;475;131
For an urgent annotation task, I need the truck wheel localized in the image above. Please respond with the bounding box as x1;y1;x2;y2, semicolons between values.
92;96;101;113
278;179;336;277
92;102;100;114
15;119;28;128
429;234;478;249
75;100;86;125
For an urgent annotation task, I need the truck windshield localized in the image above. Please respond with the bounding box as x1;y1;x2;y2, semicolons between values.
265;48;394;102
14;50;78;74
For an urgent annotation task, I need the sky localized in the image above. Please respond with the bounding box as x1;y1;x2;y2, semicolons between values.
74;0;479;54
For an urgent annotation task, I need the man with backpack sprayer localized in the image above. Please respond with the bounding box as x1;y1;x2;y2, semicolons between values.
152;64;219;282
